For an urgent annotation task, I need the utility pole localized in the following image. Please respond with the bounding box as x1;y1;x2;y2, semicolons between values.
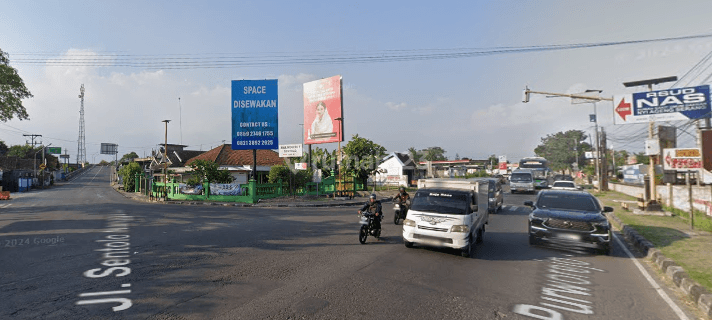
24;134;42;147
600;128;608;189
623;76;678;211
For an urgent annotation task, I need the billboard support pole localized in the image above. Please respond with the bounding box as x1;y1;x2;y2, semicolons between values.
622;77;678;211
252;149;257;181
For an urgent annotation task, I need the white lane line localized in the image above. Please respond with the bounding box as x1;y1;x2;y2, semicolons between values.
612;233;689;320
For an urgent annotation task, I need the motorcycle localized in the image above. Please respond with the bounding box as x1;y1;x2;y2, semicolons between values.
393;201;408;225
358;212;381;244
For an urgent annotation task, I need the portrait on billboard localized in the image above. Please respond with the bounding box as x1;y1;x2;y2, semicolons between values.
304;75;342;145
309;101;333;140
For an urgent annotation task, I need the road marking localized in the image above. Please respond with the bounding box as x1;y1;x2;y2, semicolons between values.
0;203;11;208
612;232;689;320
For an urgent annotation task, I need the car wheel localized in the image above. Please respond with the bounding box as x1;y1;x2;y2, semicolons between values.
475;227;484;244
404;239;413;248
528;234;539;245
598;244;611;255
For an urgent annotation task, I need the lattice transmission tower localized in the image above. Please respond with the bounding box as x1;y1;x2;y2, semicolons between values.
77;84;86;165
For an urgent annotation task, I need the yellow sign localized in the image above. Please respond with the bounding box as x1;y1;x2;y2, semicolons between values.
675;149;701;158
39;164;46;170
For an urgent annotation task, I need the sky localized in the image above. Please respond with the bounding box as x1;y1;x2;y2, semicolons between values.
2;1;712;164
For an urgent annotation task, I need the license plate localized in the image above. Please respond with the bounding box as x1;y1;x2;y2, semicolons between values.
554;233;581;241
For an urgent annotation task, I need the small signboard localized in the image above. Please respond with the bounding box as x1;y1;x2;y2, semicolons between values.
279;144;303;157
663;148;702;171
295;163;307;170
613;85;711;124
498;155;507;163
60;154;70;159
39;164;46;170
47;147;61;154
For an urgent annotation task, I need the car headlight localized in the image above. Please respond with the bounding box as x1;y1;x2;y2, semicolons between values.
489;198;496;202
451;225;469;233
403;219;416;227
591;219;609;228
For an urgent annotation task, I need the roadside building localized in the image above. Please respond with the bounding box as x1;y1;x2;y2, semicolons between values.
185;144;284;184
371;152;421;187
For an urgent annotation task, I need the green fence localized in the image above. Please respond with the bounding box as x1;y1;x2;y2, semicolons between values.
149;175;365;204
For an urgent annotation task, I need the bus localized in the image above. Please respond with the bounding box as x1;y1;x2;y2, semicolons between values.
518;157;552;188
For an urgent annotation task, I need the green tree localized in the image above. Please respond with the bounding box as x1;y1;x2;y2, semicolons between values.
188;159;233;185
7;144;39;158
635;152;650;165
0;140;8;155
118;162;142;192
311;146;336;178
342;134;387;184
408;147;421;163
0;49;32;122
487;154;498;168
120;152;139;163
424;147;447;161
268;165;291;183
534;130;592;172
98;160;111;166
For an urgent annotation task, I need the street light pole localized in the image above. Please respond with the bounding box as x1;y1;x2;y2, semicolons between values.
335;117;343;197
162;120;171;185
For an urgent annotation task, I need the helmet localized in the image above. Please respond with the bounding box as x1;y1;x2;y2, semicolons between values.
369;193;377;200
399;186;405;192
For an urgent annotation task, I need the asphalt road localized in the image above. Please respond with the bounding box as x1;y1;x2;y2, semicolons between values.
0;167;699;319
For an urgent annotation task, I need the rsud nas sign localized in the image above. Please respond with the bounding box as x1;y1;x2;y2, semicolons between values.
613;85;711;124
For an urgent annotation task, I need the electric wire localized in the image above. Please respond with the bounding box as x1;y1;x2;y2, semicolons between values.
10;32;712;69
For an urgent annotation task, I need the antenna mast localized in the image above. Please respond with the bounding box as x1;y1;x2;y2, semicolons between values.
77;84;86;166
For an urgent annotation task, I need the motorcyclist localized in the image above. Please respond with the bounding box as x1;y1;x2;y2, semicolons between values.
394;186;410;212
358;193;382;233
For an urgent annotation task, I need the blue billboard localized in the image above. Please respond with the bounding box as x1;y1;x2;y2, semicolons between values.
613;85;711;124
231;80;278;150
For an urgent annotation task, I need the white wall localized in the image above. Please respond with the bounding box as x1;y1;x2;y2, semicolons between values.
608;182;712;216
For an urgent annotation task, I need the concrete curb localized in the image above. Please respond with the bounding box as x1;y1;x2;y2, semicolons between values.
607;212;712;317
110;185;391;208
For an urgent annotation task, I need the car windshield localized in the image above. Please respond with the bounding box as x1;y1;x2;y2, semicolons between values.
553;182;576;188
537;193;600;212
411;191;469;215
510;173;532;182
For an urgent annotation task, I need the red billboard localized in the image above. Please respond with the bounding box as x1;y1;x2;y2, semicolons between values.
303;75;343;145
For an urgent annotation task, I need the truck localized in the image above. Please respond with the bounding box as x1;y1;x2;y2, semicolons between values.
402;178;489;257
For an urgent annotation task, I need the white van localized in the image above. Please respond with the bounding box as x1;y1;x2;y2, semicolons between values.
402;179;488;257
509;169;535;194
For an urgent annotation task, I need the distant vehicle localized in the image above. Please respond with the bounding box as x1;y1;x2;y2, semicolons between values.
492;174;507;185
550;180;581;191
404;179;489;257
525;189;613;255
553;174;574;182
509;169;535;194
474;178;503;214
519;157;553;188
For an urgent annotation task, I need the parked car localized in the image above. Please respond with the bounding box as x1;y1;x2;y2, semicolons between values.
525;189;613;254
550;180;581;191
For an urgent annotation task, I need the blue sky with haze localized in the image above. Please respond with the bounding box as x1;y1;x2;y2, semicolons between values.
2;1;712;163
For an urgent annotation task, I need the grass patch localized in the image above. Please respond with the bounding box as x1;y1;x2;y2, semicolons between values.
595;190;712;293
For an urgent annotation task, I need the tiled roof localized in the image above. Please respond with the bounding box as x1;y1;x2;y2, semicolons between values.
185;145;283;167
